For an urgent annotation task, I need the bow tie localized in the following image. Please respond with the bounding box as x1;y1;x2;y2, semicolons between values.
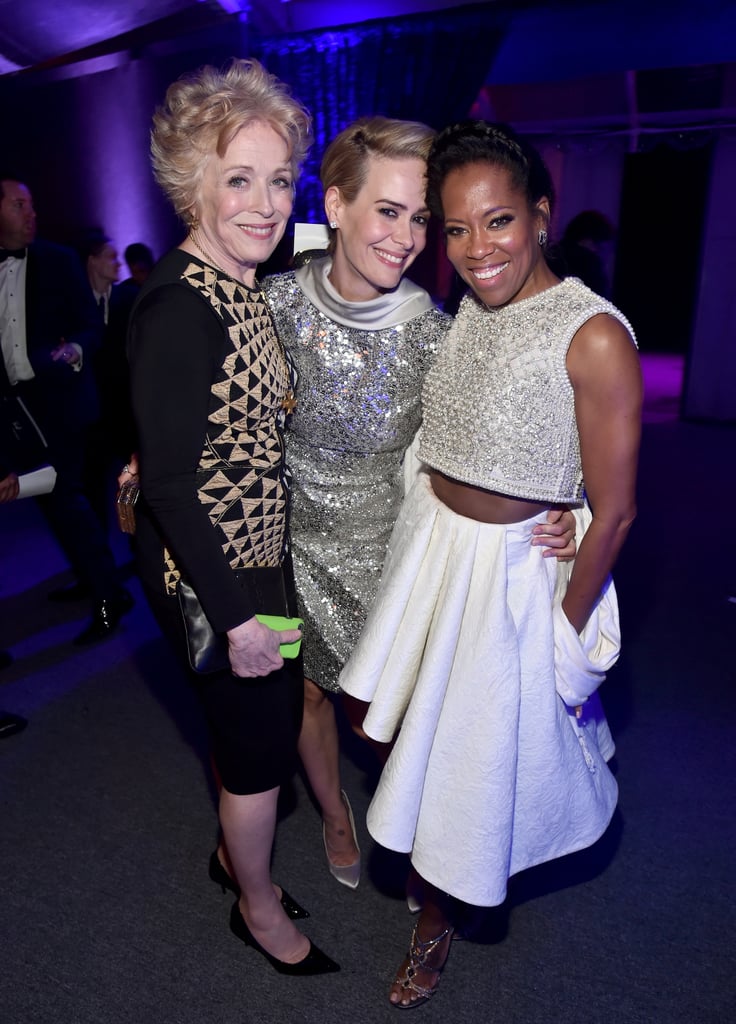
0;248;26;262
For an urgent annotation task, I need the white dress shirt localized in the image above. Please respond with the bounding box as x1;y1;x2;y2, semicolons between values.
0;255;34;383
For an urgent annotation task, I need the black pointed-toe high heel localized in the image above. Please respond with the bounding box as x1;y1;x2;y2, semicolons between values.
209;851;239;894
275;888;310;921
208;851;309;920
229;902;340;975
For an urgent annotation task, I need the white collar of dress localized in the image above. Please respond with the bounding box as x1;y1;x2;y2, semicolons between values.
295;255;435;330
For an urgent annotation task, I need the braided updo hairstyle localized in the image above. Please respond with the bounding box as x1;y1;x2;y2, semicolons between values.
426;120;554;226
320;116;435;255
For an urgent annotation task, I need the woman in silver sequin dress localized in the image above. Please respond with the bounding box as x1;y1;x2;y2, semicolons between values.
263;119;578;891
339;122;642;1008
263;118;441;889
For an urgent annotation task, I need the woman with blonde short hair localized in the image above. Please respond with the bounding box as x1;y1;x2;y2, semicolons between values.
126;58;339;976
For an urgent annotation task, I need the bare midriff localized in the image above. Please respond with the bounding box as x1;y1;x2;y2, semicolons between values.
429;469;565;524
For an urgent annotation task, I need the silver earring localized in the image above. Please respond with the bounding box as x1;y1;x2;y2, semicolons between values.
329;220;338;230
538;229;548;246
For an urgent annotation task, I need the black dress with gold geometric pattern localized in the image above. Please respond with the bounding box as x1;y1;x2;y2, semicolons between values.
128;249;302;794
161;260;294;593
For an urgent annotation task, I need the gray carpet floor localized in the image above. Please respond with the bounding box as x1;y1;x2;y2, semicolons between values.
1;396;734;1022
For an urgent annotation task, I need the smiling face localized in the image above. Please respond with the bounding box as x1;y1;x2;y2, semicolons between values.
192;120;294;286
326;155;430;302
441;161;555;308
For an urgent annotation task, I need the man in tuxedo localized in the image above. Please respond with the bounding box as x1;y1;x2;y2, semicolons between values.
0;175;132;645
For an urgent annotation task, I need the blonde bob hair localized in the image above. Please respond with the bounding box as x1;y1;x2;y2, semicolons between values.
321;116;435;253
151;58;312;227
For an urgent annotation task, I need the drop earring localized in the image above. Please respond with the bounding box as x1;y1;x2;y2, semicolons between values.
538;229;548;247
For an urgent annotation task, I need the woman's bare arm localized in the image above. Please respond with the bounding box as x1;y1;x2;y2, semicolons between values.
562;314;642;633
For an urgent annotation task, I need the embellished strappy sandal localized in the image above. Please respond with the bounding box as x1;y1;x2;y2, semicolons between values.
390;923;454;1009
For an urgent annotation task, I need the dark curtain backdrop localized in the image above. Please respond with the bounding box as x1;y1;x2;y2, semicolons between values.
0;5;506;278
0;26;245;253
255;4;510;229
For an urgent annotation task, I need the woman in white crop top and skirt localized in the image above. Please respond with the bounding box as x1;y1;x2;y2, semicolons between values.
339;121;642;1009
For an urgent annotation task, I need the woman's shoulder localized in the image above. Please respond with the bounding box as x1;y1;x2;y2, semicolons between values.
261;270;311;337
261;268;300;302
419;304;451;326
558;278;636;349
129;252;224;356
138;248;190;290
133;250;219;315
402;303;451;342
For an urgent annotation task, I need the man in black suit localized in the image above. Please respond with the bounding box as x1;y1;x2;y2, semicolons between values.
0;175;132;644
79;230;138;468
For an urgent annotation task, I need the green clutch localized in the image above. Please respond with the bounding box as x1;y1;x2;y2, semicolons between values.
255;615;304;658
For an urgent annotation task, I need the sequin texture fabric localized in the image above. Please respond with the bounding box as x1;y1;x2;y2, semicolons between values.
419;277;636;503
264;269;449;690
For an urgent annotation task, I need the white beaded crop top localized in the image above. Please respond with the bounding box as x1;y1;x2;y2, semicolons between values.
418;278;636;504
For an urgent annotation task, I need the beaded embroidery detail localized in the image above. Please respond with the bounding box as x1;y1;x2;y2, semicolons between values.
419;278;636;504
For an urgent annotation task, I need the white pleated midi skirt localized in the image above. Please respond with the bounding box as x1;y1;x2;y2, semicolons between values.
339;471;620;906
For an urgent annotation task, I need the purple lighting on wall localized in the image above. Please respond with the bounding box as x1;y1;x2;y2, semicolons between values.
205;0;250;15
76;61;163;263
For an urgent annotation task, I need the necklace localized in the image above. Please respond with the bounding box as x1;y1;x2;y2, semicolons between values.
189;229;222;271
187;229;297;415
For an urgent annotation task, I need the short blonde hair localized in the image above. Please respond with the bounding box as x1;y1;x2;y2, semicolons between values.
152;58;312;227
321;117;435;253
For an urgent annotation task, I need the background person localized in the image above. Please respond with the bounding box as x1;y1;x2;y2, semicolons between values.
127;58;338;976
555;208;616;297
81;230;122;325
339;120;642;1008
0;175;132;644
77;229;138;526
122;242;155;288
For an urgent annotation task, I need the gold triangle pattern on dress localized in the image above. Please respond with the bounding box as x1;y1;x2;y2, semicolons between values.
163;262;291;595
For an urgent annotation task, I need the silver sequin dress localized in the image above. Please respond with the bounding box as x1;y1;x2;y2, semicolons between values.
263;257;449;690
